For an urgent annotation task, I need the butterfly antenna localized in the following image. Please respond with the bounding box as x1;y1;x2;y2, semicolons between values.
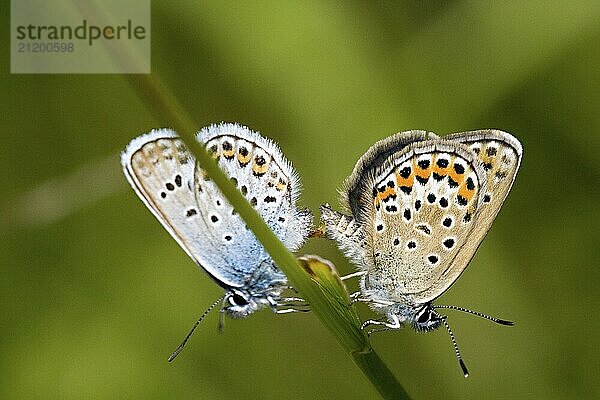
168;294;226;362
441;317;469;378
434;305;514;326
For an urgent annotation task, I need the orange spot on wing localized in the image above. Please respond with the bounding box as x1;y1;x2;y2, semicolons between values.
374;186;397;207
252;162;269;175
395;171;414;188
448;161;465;187
382;187;396;198
458;181;477;202
223;149;235;158
458;186;473;201
414;159;431;180
432;164;447;177
237;152;251;164
478;145;498;170
276;179;286;191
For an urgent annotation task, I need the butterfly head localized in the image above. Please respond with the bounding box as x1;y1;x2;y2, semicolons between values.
224;285;285;318
412;303;444;332
224;289;261;318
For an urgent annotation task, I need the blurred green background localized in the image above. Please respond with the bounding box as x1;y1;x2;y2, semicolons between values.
2;1;599;399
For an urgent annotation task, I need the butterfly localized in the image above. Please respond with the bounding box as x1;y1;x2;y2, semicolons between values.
321;129;522;376
121;123;312;360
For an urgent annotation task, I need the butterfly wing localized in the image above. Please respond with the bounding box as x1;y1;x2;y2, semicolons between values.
341;130;437;221
430;129;522;299
325;129;521;306
121;124;311;289
360;138;487;304
196;124;312;254
322;131;439;273
122;129;236;287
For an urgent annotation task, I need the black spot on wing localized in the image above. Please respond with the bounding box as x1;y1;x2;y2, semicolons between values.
463;212;472;222
436;158;449;168
433;172;445;181
453;163;465;174
495;170;508;180
416;175;429;185
400;186;412;195
400;166;411;178
466;177;476;190
416;224;431;235
222;141;234;159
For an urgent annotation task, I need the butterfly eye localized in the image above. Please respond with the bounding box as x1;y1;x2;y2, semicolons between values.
231;293;249;306
417;309;430;324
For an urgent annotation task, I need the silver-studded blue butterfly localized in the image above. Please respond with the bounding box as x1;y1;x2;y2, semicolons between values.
121;123;312;360
321;129;522;376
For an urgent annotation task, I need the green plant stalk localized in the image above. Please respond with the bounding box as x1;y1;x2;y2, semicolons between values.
123;72;411;400
72;1;409;389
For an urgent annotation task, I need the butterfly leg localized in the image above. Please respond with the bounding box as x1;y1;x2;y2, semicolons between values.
280;296;306;303
349;291;372;304
341;270;367;281
268;295;310;314
365;326;393;336
361;315;401;336
340;271;367;281
274;302;310;313
275;301;310;313
275;307;311;314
